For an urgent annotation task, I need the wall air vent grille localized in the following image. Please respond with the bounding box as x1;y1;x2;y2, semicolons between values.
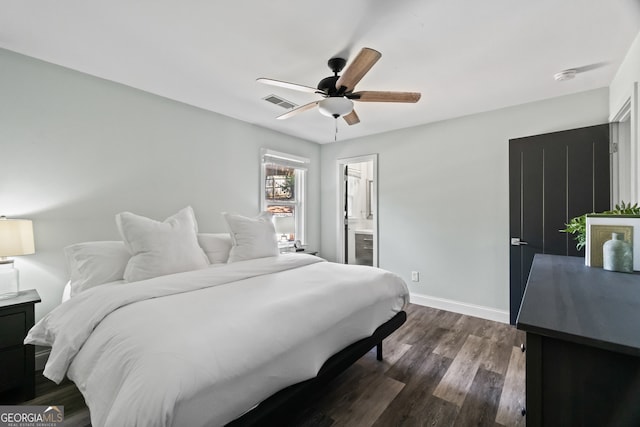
263;94;296;110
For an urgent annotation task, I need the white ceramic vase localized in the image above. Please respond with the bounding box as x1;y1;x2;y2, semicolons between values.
602;232;633;273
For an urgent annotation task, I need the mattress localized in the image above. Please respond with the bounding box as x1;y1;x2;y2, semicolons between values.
27;254;409;426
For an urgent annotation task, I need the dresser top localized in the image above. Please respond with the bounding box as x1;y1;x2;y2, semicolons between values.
517;254;640;356
0;289;41;309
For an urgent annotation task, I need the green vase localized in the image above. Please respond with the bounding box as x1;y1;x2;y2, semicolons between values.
602;232;633;273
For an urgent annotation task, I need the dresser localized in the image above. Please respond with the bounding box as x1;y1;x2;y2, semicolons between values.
0;289;41;401
517;255;640;426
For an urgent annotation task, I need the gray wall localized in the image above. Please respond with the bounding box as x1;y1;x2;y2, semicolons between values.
610;31;640;117
320;88;610;320
0;49;320;321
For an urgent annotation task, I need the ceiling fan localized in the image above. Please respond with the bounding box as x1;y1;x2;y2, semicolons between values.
257;47;421;125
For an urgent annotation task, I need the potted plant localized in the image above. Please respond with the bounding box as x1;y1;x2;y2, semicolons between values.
561;201;640;250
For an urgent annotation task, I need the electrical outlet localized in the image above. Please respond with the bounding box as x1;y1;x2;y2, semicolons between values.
411;271;419;282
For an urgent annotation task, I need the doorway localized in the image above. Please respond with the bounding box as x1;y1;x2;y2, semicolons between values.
337;154;378;267
509;124;610;324
611;97;633;205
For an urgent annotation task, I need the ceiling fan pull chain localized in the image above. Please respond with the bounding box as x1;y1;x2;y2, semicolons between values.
334;119;338;142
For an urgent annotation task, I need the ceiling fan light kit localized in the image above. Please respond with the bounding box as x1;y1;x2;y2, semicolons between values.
257;47;421;126
318;97;353;118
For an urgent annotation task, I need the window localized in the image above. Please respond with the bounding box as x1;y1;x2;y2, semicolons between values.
261;149;309;245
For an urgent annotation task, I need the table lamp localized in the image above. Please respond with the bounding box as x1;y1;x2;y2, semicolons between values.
0;216;35;299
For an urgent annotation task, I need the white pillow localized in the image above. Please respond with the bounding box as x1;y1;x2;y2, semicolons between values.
223;212;279;262
197;233;232;264
64;241;130;296
116;206;210;282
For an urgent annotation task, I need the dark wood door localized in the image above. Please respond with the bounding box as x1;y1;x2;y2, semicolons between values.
509;124;610;324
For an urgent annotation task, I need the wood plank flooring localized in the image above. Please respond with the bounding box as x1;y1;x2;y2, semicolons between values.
12;303;526;426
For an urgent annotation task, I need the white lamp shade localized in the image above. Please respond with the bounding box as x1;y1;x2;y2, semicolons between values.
0;218;35;257
318;97;354;118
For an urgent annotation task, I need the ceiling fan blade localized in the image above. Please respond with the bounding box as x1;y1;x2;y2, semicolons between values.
257;78;323;95
343;109;360;126
351;91;421;103
335;48;381;92
276;100;320;120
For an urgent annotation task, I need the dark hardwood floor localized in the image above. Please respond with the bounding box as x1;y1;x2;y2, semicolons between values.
14;303;526;426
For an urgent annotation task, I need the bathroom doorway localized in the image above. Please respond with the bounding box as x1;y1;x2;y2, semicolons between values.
336;154;378;267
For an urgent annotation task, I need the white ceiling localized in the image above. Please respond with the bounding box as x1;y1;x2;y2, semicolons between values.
1;0;639;144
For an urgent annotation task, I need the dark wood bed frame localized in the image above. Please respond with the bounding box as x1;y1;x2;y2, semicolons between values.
226;310;407;426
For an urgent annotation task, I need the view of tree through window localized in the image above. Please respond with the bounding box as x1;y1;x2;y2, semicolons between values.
265;166;297;240
264;166;295;200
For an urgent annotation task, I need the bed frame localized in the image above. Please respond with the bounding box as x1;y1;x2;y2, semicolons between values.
226;310;407;426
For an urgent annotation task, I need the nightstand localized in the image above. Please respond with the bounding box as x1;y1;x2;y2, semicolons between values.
0;289;41;401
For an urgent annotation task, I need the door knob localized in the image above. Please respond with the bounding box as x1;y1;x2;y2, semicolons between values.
511;238;529;246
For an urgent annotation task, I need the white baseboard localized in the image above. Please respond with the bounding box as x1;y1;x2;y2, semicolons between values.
410;292;510;324
35;348;50;371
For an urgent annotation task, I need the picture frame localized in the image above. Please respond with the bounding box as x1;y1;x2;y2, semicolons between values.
585;215;640;270
588;225;633;268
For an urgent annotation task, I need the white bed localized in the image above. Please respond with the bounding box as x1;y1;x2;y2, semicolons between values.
61;281;71;303
27;207;409;426
27;254;408;426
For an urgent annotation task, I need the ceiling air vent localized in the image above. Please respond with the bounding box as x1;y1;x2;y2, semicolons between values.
263;94;296;110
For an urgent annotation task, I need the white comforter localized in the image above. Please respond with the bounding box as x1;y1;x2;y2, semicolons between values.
26;254;409;426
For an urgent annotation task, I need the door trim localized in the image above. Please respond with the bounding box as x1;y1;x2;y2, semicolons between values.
336;154;378;266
